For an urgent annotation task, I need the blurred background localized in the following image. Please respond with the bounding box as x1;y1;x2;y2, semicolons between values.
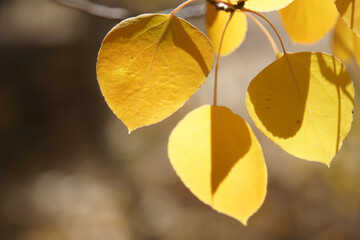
1;0;360;239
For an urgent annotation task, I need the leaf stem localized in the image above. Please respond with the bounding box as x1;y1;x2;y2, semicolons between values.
243;11;280;57
241;8;286;55
170;0;199;16
213;11;234;106
241;8;300;97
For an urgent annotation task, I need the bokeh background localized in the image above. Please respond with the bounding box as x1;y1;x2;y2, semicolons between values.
1;0;360;239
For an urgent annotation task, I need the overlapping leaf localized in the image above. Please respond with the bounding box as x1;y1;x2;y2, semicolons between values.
206;0;247;55
168;105;267;225
335;0;360;37
354;35;360;68
279;0;338;44
245;0;294;11
246;52;354;166
205;0;294;56
97;14;214;133
332;17;356;63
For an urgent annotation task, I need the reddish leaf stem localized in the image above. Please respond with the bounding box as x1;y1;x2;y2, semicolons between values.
241;8;287;55
171;0;199;16
242;11;280;57
241;7;301;97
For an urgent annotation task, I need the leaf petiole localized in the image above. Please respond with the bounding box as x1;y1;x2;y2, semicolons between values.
243;11;280;58
213;11;234;106
241;8;287;57
241;7;300;97
170;0;199;16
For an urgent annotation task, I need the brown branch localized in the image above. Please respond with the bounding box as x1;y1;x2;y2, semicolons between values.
53;0;132;19
52;0;205;20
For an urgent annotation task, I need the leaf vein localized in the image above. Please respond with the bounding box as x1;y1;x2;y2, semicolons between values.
160;48;171;108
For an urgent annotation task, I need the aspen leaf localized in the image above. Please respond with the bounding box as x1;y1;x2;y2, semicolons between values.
206;1;247;56
335;0;360;37
279;0;338;44
246;52;354;166
97;14;214;133
332;17;356;63
245;0;294;12
354;35;360;68
168;105;267;225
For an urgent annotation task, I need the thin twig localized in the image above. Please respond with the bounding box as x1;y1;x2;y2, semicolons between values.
52;0;132;19
52;0;205;20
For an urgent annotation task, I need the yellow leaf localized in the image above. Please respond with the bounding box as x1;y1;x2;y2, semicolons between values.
245;0;294;11
206;1;247;56
168;105;267;225
354;35;360;68
332;17;355;63
279;0;338;44
97;14;214;133
246;52;354;166
335;0;360;37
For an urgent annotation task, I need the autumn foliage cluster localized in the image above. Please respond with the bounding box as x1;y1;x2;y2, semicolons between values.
96;0;359;224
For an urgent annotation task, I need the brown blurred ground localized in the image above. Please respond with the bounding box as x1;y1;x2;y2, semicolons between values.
1;0;360;239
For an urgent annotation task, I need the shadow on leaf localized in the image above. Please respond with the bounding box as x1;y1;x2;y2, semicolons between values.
335;0;355;29
170;17;212;76
210;106;251;196
247;53;311;138
316;52;354;154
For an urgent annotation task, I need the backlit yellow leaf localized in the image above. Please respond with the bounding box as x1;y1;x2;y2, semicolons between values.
97;14;214;133
168;105;267;225
206;1;247;55
279;0;338;44
246;52;354;166
332;17;355;63
354;35;360;68
335;0;360;37
245;0;294;11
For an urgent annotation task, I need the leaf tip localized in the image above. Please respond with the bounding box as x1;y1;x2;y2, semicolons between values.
240;218;248;226
127;126;134;134
221;210;250;226
315;158;332;168
325;161;331;168
321;155;334;168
